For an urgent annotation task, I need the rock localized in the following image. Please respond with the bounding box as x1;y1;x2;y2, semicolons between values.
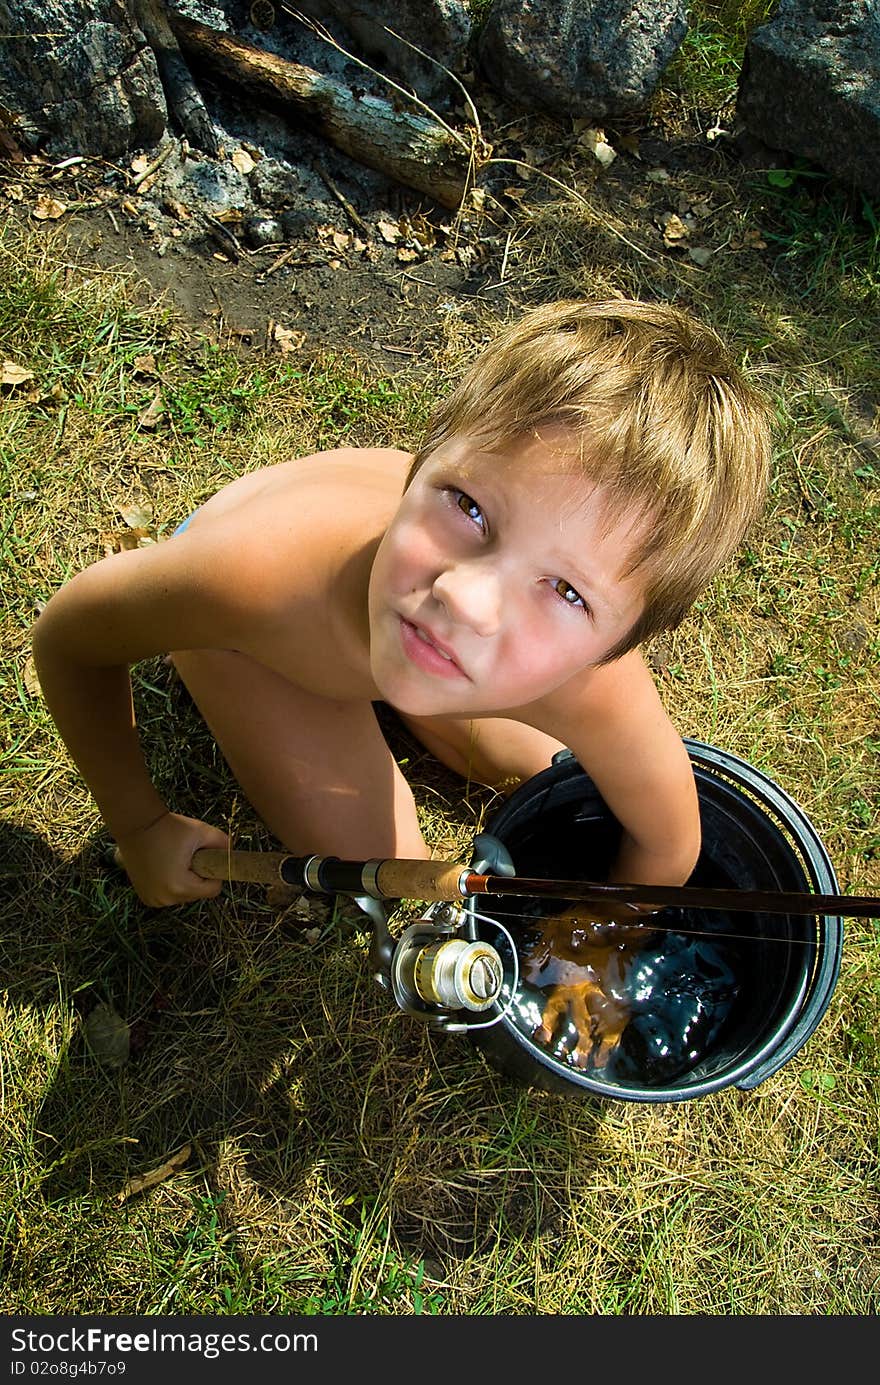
243;214;283;247
293;0;472;103
0;0;167;157
477;0;689;120
249;158;303;209
736;0;880;199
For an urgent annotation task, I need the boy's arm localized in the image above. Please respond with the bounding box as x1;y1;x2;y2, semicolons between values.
539;652;701;891
31;537;255;899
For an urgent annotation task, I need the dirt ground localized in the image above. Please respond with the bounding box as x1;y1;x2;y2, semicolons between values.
1;57;752;372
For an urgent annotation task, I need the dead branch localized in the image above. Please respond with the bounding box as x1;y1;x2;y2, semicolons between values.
131;0;221;157
169;15;472;210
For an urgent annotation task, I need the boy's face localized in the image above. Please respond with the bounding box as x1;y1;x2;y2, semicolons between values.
367;427;649;718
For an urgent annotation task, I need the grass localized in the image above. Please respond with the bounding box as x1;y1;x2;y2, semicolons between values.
2;17;880;1318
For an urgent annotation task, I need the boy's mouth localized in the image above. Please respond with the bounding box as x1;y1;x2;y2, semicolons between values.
398;618;467;679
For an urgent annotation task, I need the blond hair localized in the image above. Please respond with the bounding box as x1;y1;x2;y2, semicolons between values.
411;298;773;662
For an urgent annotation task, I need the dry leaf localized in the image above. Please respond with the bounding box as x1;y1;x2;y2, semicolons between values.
503;185;527;202
132;353;157;376
406;213;436;249
33;194;67;220
377;218;401;244
23;654;41;698
83;1002;130;1068
231;148;256;175
130;154;150;175
579;127;617;167
396;246;419;263
468;187;486;210
116;1143;192;1204
103;528;155;554
272;323;306;354
2;360;34;388
137;392;165;430
660;212;690;247
118;501;154;529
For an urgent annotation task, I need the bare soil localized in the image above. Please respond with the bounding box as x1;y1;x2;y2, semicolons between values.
2;69;753;372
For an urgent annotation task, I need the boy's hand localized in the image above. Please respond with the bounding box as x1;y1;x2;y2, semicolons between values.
113;812;230;907
520;907;656;1068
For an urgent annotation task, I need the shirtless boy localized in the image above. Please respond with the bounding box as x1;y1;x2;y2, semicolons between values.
31;298;772;911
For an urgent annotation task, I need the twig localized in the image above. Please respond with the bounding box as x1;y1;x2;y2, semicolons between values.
499;229;513;282
314;161;370;234
130;139;176;191
204;212;241;260
382;25;486;153
259;245;301;279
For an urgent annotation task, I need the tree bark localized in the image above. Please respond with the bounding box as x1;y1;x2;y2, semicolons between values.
169;15;472;209
131;0;220;156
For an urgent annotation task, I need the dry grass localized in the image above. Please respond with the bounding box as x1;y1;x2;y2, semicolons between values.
2;113;879;1317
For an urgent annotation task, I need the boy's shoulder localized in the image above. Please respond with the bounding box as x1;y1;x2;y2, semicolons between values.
171;447;412;688
185;446;411;582
526;649;675;758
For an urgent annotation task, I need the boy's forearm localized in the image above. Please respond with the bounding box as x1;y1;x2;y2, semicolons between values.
608;829;699;892
32;634;168;840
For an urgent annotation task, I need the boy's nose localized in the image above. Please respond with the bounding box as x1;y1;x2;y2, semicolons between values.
432;562;502;637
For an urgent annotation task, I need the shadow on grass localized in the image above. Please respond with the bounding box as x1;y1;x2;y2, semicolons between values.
0;802;605;1273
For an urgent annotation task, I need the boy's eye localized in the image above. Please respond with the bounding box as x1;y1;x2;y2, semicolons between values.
551;577;587;610
453;490;486;531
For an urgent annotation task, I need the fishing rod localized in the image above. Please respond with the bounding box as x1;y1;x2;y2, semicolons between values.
191;847;880;920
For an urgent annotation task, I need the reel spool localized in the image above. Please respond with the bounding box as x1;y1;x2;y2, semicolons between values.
390;913;505;1022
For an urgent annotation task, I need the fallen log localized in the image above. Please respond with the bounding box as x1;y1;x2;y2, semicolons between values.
169;15;473;210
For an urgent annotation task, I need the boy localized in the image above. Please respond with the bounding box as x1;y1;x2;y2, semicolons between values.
31;298;772;912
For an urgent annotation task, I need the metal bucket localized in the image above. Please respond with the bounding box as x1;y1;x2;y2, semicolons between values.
466;740;844;1102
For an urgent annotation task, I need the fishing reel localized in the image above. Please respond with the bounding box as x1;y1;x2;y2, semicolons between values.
361;833;519;1033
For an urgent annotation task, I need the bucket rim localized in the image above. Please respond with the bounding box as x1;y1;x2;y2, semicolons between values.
466;739;844;1102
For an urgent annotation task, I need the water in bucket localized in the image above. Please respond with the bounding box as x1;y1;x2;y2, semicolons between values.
466;741;844;1103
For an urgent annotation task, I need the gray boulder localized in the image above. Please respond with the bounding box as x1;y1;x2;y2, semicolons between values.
293;0;472;102
0;0;167;157
477;0;689;120
736;0;880;199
